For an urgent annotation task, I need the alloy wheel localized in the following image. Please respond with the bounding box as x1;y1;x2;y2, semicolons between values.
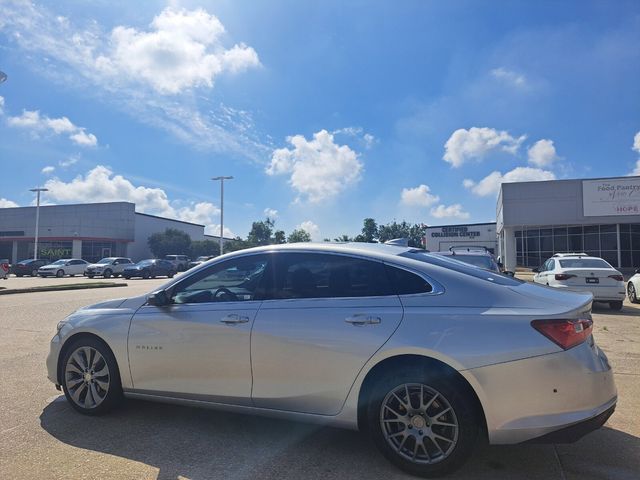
64;346;110;409
629;283;638;303
380;383;459;464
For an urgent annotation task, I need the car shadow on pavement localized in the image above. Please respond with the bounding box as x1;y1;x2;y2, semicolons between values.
40;398;640;480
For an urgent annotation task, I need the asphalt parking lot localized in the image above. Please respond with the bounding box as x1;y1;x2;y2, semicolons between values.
0;278;638;480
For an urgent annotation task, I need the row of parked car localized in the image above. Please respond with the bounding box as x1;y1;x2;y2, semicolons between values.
2;254;216;280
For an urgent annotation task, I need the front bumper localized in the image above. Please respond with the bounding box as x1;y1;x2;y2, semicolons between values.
46;331;63;385
463;339;617;444
38;270;56;276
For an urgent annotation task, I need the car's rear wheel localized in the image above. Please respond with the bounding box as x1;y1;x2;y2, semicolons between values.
628;283;638;304
123;275;131;279
609;300;623;311
56;269;64;278
366;367;479;477
61;337;122;415
168;272;175;278
16;273;23;277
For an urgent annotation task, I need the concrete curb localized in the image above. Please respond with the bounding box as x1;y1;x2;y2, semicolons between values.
0;282;128;295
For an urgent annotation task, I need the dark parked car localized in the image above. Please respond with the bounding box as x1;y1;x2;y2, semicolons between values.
12;259;48;277
187;255;214;269
123;259;176;279
432;246;510;274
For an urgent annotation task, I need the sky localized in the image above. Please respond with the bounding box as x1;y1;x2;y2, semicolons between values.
0;0;639;240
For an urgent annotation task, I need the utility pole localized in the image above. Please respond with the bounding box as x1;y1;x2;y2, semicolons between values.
30;188;48;260
212;176;233;255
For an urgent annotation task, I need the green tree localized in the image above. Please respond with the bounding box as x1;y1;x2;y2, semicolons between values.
378;221;427;248
147;228;192;258
189;240;219;258
247;219;275;247
287;229;312;243
273;230;286;244
333;234;352;242
360;217;378;242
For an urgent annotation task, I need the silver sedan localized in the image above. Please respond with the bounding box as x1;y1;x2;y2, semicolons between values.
46;243;616;477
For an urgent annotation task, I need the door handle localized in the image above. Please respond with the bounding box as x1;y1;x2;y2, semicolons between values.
345;315;382;326
220;314;250;324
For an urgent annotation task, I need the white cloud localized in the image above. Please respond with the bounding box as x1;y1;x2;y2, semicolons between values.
462;179;475;188
527;139;558;167
298;220;320;241
632;131;640;175
263;207;278;219
6;109;98;147
430;204;470;219
0;198;19;208
42;166;222;230
465;166;556;197
400;184;439;207
1;3;266;159
490;67;527;88
332;126;377;149
443;127;526;168
41;166;55;175
59;155;79;168
94;7;260;95
266;130;363;203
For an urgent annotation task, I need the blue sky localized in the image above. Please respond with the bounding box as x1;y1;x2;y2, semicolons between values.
1;0;639;240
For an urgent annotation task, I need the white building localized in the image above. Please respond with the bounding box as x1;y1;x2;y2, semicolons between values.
424;222;497;253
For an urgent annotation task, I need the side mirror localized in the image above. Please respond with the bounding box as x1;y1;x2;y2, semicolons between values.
532;267;539;273
147;290;169;307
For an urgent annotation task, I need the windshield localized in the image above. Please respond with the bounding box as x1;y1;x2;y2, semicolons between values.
96;258;114;264
50;260;66;265
136;260;154;266
559;258;612;269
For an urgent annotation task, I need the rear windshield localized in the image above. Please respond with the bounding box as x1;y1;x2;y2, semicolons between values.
400;251;522;286
448;255;495;270
558;258;611;269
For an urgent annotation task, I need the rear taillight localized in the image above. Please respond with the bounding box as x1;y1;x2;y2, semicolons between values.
554;274;576;281
531;318;593;350
608;274;624;282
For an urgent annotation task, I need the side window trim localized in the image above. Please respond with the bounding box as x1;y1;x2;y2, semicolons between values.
382;261;445;297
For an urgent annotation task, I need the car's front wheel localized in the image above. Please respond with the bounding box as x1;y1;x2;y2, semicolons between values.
61;337;123;415
56;269;64;278
103;269;112;278
628;283;638;304
366;367;479;478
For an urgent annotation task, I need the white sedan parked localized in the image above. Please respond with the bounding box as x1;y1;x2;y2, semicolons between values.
628;269;640;303
38;259;89;278
533;253;625;310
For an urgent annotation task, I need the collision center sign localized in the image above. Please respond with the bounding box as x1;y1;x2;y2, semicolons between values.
582;178;640;217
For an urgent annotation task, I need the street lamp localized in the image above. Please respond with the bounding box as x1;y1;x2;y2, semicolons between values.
30;188;48;260
212;176;233;255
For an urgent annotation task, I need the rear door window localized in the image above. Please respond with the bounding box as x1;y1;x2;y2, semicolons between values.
385;265;433;294
268;253;394;299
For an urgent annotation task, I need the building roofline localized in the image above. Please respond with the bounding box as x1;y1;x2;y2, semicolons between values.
500;174;640;191
0;201;135;211
426;222;496;229
134;211;205;227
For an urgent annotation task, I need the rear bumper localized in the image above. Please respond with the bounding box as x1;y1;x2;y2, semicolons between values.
525;403;616;444
462;340;617;444
553;284;625;302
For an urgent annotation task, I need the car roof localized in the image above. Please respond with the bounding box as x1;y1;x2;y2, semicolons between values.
432;250;493;257
225;242;415;260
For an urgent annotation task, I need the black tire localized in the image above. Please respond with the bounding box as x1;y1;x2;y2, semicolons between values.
142;271;150;279
168;272;175;278
56;269;64;278
610;300;623;311
31;270;38;277
16;274;23;277
628;283;638;304
123;275;131;280
60;336;123;415
103;269;112;279
87;274;94;279
366;366;479;478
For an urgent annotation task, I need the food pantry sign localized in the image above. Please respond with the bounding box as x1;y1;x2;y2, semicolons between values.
582;178;640;217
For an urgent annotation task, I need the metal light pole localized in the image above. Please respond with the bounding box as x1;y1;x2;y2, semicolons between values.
30;188;48;260
212;176;233;255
